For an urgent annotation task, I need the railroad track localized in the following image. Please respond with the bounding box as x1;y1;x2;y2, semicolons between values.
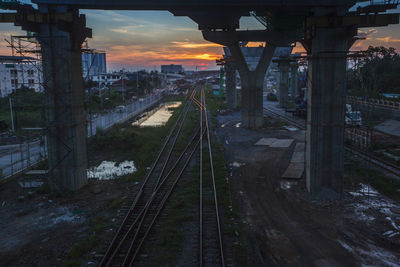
195;87;225;267
99;95;200;266
263;107;400;177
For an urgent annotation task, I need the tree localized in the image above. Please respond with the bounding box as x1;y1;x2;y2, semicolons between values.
347;46;400;98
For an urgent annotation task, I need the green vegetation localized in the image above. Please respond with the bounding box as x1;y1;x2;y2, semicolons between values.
0;87;44;130
347;46;400;97
84;70;162;114
63;216;107;267
203;86;246;263
85;88;124;114
90;99;186;183
61;98;186;266
146;86;245;265
345;158;400;201
266;93;278;101
150;175;198;265
143;103;199;265
263;115;288;128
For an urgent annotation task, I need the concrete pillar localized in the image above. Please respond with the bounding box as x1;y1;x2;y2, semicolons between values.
229;44;275;128
278;60;289;108
39;7;88;191
290;63;299;100
225;61;237;110
306;26;350;199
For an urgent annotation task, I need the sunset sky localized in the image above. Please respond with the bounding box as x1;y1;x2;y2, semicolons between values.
0;3;399;71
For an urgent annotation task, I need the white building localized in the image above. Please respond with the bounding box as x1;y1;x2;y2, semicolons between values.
90;73;122;87
0;56;42;97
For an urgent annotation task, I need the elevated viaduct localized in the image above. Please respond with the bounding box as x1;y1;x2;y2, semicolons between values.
1;0;399;199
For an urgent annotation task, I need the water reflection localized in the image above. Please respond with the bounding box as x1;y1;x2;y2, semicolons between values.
136;102;182;127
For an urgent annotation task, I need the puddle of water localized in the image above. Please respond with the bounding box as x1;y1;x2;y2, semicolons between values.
338;240;400;267
280;180;297;190
87;161;136;180
283;126;299;132
230;161;245;168
139;102;181;127
348;183;400;235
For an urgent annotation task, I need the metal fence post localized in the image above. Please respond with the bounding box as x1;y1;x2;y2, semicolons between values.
27;142;31;167
10;150;13;176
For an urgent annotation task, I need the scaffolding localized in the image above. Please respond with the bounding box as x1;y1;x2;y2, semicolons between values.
5;34;43;93
2;33;76;191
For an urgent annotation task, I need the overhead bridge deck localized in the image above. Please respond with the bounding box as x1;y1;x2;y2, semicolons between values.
32;0;357;10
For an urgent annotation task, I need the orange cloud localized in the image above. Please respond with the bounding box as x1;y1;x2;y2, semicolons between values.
171;41;221;49
102;42;222;70
375;36;400;43
194;53;220;60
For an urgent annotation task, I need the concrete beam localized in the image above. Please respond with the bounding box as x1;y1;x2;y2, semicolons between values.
0;12;73;23
202;29;299;46
307;13;400;28
229;44;276;128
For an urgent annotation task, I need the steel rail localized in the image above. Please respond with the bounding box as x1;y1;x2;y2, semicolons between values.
128;130;204;266
202;87;225;267
199;86;204;267
103;102;193;266
121;127;204;266
100;96;191;267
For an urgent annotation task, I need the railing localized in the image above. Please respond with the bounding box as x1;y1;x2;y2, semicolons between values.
347;96;400;111
345;127;373;149
87;93;163;136
0;139;47;181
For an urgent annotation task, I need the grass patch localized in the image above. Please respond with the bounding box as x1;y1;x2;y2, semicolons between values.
202;85;247;263
89;98;187;183
109;198;123;210
263;115;288;128
345;158;400;200
63;98;187;266
152;176;198;265
63;217;107;267
147;105;199;265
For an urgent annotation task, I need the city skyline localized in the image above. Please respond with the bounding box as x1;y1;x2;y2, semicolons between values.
0;7;399;71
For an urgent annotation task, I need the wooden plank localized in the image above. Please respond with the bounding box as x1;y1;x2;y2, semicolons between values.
282;163;304;179
290;152;304;163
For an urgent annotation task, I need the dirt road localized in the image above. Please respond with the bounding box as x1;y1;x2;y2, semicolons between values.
217;112;400;266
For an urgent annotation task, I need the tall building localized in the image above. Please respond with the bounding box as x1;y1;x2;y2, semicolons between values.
161;64;183;74
0;55;42;97
82;51;106;79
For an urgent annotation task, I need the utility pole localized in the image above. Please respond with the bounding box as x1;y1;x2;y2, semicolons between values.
121;72;125;103
88;86;93;136
9;97;15;132
136;70;139;97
